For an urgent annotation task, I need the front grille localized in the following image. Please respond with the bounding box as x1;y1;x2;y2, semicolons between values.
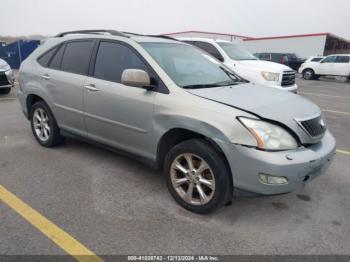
281;71;295;87
0;72;10;86
298;115;326;137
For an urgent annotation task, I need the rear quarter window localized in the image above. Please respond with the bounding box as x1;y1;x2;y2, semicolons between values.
37;47;58;67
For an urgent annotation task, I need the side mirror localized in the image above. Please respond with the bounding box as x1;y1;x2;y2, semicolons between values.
121;69;151;89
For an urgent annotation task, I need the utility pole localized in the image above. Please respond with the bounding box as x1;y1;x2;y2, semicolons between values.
17;40;22;66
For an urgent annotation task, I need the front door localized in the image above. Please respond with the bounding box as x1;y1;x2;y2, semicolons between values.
318;55;337;75
83;41;156;158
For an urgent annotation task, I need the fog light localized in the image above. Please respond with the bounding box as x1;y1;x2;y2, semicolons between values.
258;173;288;185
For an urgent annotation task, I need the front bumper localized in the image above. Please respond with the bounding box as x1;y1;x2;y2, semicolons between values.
0;69;15;88
268;83;298;93
222;130;336;195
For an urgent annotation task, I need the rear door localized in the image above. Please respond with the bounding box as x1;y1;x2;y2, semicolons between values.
334;56;350;76
83;40;157;157
40;40;94;136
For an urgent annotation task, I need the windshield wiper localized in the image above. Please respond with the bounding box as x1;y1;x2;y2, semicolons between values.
183;80;239;89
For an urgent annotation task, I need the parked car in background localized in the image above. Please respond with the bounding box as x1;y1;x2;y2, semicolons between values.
255;52;305;71
299;54;350;80
18;30;335;214
0;58;15;94
179;38;297;92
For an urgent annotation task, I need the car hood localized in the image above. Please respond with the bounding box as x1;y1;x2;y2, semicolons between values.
234;60;293;72
187;83;322;144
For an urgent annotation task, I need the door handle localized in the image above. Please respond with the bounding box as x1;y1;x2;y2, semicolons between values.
84;84;99;92
41;74;50;80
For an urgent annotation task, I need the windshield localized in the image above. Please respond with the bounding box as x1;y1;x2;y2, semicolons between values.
217;42;257;61
141;42;241;89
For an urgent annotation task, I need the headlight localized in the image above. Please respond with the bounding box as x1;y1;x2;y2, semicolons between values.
261;71;279;81
238;117;298;150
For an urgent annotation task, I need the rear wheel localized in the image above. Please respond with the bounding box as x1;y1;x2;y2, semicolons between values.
30;101;64;147
303;69;314;80
164;139;232;214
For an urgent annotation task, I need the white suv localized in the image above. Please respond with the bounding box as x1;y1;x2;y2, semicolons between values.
179;38;297;92
299;54;350;80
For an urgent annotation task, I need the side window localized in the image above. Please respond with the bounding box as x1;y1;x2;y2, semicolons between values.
271;53;282;62
61;41;94;75
37;47;58;67
335;56;350;63
311;57;323;62
321;56;337;63
93;41;149;83
194;42;224;62
260;53;270;60
48;44;65;70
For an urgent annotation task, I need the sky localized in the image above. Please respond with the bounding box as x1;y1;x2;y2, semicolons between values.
1;0;350;40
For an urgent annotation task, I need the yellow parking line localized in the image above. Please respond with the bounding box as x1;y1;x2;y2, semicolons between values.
0;185;103;262
322;109;350;116
337;149;350;156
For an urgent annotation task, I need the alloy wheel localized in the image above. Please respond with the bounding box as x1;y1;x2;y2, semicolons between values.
33;108;51;142
170;153;215;206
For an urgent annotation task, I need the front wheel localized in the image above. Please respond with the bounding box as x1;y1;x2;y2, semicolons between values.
303;69;315;80
164;139;232;214
30;101;64;147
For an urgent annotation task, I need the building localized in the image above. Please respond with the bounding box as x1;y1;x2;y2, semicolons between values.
0;40;40;69
243;33;350;58
164;31;350;58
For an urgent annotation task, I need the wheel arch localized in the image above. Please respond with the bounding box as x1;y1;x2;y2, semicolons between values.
302;67;315;74
156;127;233;189
26;94;46;118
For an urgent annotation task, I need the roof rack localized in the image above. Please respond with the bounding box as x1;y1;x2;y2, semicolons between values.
122;32;178;41
147;35;178;41
55;30;129;38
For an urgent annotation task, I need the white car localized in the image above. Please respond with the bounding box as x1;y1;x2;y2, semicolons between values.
0;58;15;94
299;54;350;80
178;37;297;92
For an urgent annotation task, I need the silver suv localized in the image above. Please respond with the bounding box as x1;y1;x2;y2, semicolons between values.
18;30;336;214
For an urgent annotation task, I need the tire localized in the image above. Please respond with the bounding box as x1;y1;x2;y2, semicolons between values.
0;87;11;94
30;101;64;147
164;139;232;214
303;69;314;80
